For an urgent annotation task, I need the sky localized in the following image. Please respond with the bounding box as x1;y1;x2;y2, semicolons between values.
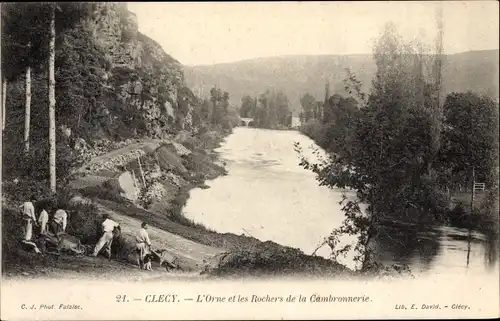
128;1;499;66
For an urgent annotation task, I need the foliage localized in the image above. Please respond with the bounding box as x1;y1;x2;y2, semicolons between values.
296;23;449;271
342;68;367;106
438;92;498;187
1;3;101;183
239;95;256;118
2;93;85;185
299;93;317;123
298;22;497;273
198;86;239;133
299;93;360;154
1;3;50;80
1;3;94;80
240;90;292;129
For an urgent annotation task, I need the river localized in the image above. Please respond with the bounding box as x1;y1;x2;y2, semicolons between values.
184;127;498;277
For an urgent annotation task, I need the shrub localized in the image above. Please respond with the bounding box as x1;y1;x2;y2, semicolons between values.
79;182;128;204
65;201;101;245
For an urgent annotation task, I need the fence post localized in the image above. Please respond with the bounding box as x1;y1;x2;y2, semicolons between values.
470;166;475;214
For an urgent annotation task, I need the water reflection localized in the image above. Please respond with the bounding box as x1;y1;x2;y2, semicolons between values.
372;223;498;276
372;224;441;273
484;231;499;270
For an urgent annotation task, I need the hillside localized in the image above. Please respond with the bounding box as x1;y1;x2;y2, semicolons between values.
2;2;199;182
184;50;499;112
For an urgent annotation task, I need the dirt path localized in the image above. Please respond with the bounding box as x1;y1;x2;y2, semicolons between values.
96;202;225;271
70;138;167;190
2;251;207;282
76;139;164;173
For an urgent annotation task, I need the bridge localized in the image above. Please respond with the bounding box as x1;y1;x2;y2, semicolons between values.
240;117;254;126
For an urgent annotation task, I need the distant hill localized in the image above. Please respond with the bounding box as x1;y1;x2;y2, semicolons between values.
183;50;499;113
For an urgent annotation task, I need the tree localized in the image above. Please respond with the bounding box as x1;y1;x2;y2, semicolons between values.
207;86;236;132
200;98;211;123
255;92;269;128
209;86;221;125
318;94;360;153
48;2;56;192
1;77;6;131
300;93;316;123
1;2;93;190
240;95;254;118
439;92;498;188
24;55;31;153
430;4;444;161
342;68;366;107
1;3;48;138
222;91;229;113
275;90;290;126
220;91;233;132
297;22;445;270
249;90;291;129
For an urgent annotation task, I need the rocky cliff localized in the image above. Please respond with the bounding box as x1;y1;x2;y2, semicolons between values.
73;2;194;138
2;3;198;181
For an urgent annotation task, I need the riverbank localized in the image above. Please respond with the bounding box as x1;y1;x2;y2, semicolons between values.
248;124;299;131
2;127;361;279
299;121;498;229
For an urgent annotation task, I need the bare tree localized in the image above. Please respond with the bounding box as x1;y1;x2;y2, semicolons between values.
24;43;31;153
1;77;6;131
48;3;56;192
431;4;444;158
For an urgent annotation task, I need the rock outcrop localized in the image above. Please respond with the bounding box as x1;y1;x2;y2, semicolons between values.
117;171;140;201
76;3;194;139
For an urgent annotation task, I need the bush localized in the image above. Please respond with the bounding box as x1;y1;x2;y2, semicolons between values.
65;201;101;245
209;241;350;277
447;200;482;229
79;182;128;204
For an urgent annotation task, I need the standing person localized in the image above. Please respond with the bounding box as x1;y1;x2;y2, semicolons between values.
49;208;68;238
92;214;119;259
38;206;49;235
36;205;50;254
19;195;38;241
136;222;152;269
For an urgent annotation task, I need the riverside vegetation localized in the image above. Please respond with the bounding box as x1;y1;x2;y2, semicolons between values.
295;23;499;271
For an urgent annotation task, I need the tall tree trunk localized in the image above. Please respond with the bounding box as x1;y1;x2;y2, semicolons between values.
2;76;6;131
212;99;216;125
48;3;56;193
24;65;31;153
429;4;444;173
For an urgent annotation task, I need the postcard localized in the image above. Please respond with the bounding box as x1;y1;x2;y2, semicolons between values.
1;1;499;320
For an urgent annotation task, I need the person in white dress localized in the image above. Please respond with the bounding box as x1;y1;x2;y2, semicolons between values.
136;222;152;269
49;209;68;239
38;208;49;235
19;195;38;241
